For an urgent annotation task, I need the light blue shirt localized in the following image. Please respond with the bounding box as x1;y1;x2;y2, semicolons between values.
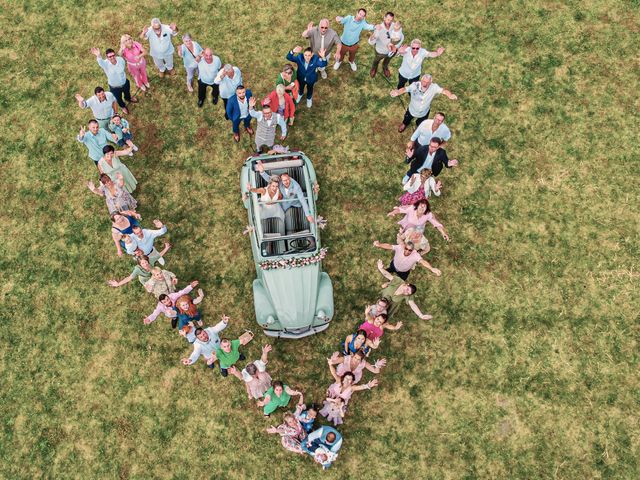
339;15;374;46
237;97;249;118
410;120;451;146
108;118;130;141
77;128;112;162
197;55;222;84
97;57;127;87
417;150;437;172
128;226;167;255
258;171;309;216
214;67;243;99
145;25;176;57
180;42;203;68
84;92;116;120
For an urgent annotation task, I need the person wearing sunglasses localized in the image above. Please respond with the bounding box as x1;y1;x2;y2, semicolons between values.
302;19;341;80
396;39;446;89
373;233;442;280
140;18;178;78
367;11;403;78
90;47;138;115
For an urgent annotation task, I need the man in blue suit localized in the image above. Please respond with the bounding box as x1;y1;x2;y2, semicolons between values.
286;46;328;108
225;85;253;142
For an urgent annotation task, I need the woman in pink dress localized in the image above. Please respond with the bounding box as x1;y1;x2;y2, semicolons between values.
329;349;386;384
120;34;150;91
266;412;306;454
388;199;449;240
319;360;378;426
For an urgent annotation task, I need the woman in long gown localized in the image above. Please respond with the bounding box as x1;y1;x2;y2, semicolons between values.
246;177;285;222
98;145;137;193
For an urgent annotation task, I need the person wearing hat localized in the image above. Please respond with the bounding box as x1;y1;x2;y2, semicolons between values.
140;18;178;77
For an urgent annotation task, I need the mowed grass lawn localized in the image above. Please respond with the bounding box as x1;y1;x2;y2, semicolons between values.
1;1;639;478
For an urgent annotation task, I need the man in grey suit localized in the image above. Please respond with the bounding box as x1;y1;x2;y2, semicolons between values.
256;160;314;225
302;19;341;79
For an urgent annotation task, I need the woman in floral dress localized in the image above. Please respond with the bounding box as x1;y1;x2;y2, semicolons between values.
266;413;307;454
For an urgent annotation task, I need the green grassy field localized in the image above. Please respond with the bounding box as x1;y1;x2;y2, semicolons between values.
1;1;639;478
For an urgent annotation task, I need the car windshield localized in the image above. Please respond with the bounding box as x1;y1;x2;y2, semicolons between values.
261;233;317;257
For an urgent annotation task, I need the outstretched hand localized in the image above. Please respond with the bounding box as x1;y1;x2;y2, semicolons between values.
90;47;100;57
293;46;303;54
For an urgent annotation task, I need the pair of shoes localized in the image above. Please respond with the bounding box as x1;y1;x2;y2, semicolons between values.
213;96;219;105
158;71;165;78
370;68;377;78
350;62;357;71
132;144;139;152
233;133;240;142
296;94;303;103
398;123;407;133
122;107;129;115
383;68;391;78
140;85;147;92
320;69;327;79
245;127;254;135
167;69;176;76
144;82;151;88
333;61;341;70
158;256;165;266
187;85;193;93
129;97;138;103
197;99;204;108
306;98;312;108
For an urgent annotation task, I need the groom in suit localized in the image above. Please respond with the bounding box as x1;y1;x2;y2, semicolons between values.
225;85;254;142
286;46;328;108
403;137;459;182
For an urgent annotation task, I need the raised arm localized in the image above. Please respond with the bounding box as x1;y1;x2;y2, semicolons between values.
365;358;387;374
193;288;205;305
285;386;304;405
390;87;407;97
327;358;340;383
442;88;458;100
376;259;394;280
75;95;87;109
302;22;314;38
329;351;343;366
408;299;432;320
107;273;134;288
428;46;445;58
260;344;272;364
352;378;379;392
372;240;394;251
428;213;449;241
418;258;442;276
86;181;103;196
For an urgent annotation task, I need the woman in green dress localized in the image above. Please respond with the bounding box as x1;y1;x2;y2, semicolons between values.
257;380;304;416
98;145;137;193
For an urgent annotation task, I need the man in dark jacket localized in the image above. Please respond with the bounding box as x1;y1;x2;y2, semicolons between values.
403;137;458;182
225;85;254;142
286;46;328;108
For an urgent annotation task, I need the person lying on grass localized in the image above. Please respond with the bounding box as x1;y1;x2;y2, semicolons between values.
210;332;255;377
258;380;304;417
373;235;441;281
342;329;374;356
266;412;307;455
302;426;343;470
294;403;320;434
376;260;433;320
228;344;273;400
174;291;205;330
387;199;449;239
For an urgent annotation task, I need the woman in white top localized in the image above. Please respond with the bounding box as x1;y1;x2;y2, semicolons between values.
399;168;442;206
247;176;285;221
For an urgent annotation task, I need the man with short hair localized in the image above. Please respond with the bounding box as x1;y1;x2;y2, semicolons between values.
214;64;243;119
75;87;118;129
249;97;287;153
404;137;458;181
390;74;457;132
373;237;442;280
368;11;403;78
143;280;199;324
286;46;328;108
180;317;231;368
214;336;252;377
194;47;222;107
141;18;178;77
303;426;343;469
375;260;433;320
396;39;445;88
77;120;118;164
410;112;451;149
256;160;314;225
91;47;137;114
226;85;253;142
125;219;168;265
302;19;341;79
334;8;375;71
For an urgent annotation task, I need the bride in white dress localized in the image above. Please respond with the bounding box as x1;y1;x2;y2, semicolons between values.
247;176;285;222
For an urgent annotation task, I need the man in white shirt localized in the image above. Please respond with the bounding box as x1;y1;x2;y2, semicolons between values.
125;219;168;265
248;97;287;153
410;112;452;149
74;87;118;129
194;48;222;107
141;18;178;77
214;64;243;119
367;11;403;78
396;39;445;88
390;74;457;132
181;319;230;368
90;47;138;114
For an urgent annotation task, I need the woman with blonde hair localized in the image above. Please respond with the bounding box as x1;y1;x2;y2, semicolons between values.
119;34;150;91
246;176;285;222
143;266;178;298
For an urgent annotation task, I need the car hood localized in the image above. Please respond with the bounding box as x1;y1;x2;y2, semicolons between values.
261;263;320;329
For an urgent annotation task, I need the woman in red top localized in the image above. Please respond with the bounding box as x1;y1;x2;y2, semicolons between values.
264;84;296;126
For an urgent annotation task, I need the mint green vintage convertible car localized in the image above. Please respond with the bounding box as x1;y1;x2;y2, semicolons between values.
240;152;334;338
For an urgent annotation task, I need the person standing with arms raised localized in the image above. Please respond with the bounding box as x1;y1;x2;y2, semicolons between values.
333;8;375;72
